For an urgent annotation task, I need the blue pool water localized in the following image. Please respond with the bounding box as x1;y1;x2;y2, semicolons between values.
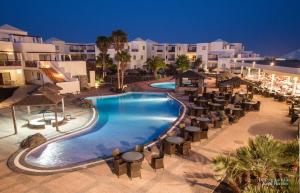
25;92;182;168
150;82;175;90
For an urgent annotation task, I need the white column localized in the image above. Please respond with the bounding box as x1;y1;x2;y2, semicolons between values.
292;77;298;95
258;68;261;80
247;67;251;77
240;65;244;75
27;106;31;115
270;74;275;91
61;98;65;114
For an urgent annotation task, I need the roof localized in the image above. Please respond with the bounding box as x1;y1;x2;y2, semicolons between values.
145;39;157;44
0;24;25;32
213;38;228;44
45;37;65;43
219;77;253;86
13;93;63;106
244;59;300;68
283;49;300;60
133;37;144;41
175;70;206;79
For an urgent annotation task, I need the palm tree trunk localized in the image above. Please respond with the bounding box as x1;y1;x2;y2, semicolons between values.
121;70;124;89
117;62;121;89
227;180;241;193
153;69;157;79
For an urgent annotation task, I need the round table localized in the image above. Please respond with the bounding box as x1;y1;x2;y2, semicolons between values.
185;126;201;132
243;101;256;111
165;136;184;145
232;107;243;117
121;151;144;162
190;105;207;116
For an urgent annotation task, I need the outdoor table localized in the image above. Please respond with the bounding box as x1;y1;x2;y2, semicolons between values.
243;101;257;111
208;102;222;111
196;117;210;128
121;151;144;163
197;99;208;106
232;107;243;118
185;126;201;133
185;126;201;142
214;98;227;105
190;105;207;116
165;136;184;145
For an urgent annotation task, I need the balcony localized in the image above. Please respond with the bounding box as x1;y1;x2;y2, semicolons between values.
157;49;164;53
25;61;38;68
0;60;22;67
168;48;175;52
70;49;84;52
86;49;95;52
131;49;139;52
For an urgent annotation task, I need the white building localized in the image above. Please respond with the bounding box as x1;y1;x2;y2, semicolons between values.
98;38;259;71
0;24;92;93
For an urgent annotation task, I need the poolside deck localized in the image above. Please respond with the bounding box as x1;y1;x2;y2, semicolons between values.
0;80;297;193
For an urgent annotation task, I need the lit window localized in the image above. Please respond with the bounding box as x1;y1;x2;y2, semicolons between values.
143;46;145;50
133;55;136;60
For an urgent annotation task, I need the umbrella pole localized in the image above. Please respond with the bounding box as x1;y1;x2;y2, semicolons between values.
54;106;59;131
11;106;17;134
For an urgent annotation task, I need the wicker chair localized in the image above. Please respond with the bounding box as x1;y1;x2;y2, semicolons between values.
253;101;261;111
127;161;142;179
112;148;122;161
113;159;127;178
177;141;191;156
213;119;223;128
163;141;176;155
135;144;144;153
192;132;201;142
150;153;164;172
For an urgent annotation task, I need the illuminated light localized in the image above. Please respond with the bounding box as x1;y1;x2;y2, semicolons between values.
16;69;22;74
7;52;14;55
270;62;274;66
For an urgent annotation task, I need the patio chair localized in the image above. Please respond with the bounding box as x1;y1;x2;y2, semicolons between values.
228;115;238;124
163;141;176;155
112;148;122;161
127;161;142;179
135;144;144;153
150;152;164;172
253;101;261;111
213;119;223;128
113;159;127;178
192;131;201;142
177;141;191;156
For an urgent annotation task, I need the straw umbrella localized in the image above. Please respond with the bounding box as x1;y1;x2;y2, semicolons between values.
12;92;63;133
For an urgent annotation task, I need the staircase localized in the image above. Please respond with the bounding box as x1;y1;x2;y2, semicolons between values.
40;67;66;83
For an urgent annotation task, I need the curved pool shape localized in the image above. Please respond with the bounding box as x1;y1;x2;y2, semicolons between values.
24;92;182;168
150;81;175;90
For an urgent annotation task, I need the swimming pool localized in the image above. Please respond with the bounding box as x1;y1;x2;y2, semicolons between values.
150;82;175;90
23;92;183;169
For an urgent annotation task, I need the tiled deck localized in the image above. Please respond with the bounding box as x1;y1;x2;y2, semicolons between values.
0;82;297;193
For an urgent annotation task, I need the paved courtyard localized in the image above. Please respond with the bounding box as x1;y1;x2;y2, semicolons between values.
0;90;297;193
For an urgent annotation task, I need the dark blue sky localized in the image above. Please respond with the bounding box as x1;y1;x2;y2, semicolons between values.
1;0;300;56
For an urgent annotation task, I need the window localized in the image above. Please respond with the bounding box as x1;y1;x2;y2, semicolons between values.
202;46;206;50
133;55;136;60
152;46;154;50
142;46;145;50
55;45;59;50
178;47;181;51
141;55;143;60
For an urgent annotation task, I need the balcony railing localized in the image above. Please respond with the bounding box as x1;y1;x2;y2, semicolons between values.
168;48;175;52
131;49;139;52
0;60;22;66
188;48;197;52
25;61;38;68
157;50;164;52
70;49;84;52
87;49;95;52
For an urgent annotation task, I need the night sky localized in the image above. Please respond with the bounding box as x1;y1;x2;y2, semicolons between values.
1;0;300;56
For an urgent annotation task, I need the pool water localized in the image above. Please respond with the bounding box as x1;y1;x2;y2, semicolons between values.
150;82;175;90
25;92;182;168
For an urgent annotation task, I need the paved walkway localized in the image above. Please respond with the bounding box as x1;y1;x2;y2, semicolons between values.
0;84;297;193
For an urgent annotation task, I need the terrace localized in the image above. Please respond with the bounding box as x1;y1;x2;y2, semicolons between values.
0;75;297;193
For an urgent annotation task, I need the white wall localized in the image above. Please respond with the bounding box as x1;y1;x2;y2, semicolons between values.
13;42;56;53
55;61;87;77
57;81;80;94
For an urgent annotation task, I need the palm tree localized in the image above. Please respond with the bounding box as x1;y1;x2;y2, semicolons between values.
96;53;113;77
193;57;202;70
111;30;128;89
145;56;166;79
213;135;299;193
115;51;131;89
175;55;190;72
96;36;111;78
